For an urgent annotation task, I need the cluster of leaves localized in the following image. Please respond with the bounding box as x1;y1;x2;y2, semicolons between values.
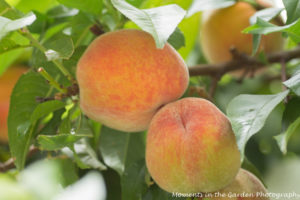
0;0;300;199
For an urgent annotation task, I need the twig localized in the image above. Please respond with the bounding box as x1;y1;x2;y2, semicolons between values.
230;47;253;82
0;145;39;172
0;158;14;172
20;28;74;82
90;24;105;36
36;96;55;103
263;74;290;82
188;86;213;101
38;67;67;94
189;47;300;77
209;76;220;98
237;66;251;83
281;59;288;103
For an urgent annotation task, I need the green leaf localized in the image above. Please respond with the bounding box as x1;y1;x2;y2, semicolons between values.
63;139;107;170
68;12;94;48
0;32;30;74
187;0;235;17
75;114;94;135
126;0;145;7
243;17;300;43
284;70;300;96
28;11;47;34
29;32;75;87
241;156;266;187
47;5;79;18
251;34;261;56
282;97;300;131
56;158;79;186
37;134;91;151
141;0;193;10
284;21;300;43
167;27;185;50
249;7;283;25
43;33;74;61
30;100;65;123
247;8;283;55
243;17;286;34
226;90;289;158
0;37;21;54
8;71;50;170
99;126;145;175
143;184;170;200
99;127;147;199
178;13;200;60
121;159;147;200
15;0;58;14
283;0;300;24
111;0;186;48
39;108;65;135
0;0;21;19
59;117;72;134
0;48;24;75
274;117;300;154
0;12;36;40
53;172;106;200
64;46;87;77
139;0;198;59
57;0;103;16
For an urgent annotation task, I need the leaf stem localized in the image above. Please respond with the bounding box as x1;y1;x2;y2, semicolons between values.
38;67;67;94
21;28;74;82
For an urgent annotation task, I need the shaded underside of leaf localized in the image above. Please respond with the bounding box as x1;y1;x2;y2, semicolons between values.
274;117;300;154
284;70;300;96
111;0;186;48
8;71;50;170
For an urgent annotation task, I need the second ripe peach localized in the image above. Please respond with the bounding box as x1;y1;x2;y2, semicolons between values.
146;97;241;193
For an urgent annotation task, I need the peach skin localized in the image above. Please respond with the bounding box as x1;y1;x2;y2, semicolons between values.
200;1;284;64
146;97;241;193
77;29;189;132
200;169;270;200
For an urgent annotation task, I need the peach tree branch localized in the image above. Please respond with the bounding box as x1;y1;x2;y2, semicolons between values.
188;46;300;77
0;145;39;172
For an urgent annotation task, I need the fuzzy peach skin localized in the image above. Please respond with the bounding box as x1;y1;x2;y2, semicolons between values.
200;1;284;64
0;102;9;142
0;66;27;142
146;97;241;193
77;29;189;132
200;169;269;200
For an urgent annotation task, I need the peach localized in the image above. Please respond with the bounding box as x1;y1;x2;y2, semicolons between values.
0;66;27;143
76;29;189;132
200;169;270;200
146;97;241;193
200;1;284;64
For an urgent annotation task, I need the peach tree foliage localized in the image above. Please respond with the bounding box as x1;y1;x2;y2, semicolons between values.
0;0;299;199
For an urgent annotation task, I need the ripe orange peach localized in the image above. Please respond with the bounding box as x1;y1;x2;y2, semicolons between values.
0;66;27;143
77;29;189;132
146;97;241;193
200;169;270;200
200;2;284;64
